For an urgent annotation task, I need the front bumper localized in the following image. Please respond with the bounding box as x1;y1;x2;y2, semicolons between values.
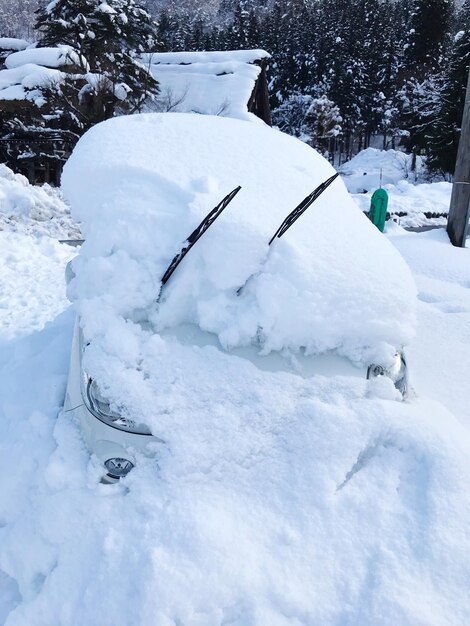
64;318;160;482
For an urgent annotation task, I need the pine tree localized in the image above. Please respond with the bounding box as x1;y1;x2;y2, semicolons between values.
426;1;470;173
304;95;342;155
0;0;36;39
35;0;160;124
405;0;453;77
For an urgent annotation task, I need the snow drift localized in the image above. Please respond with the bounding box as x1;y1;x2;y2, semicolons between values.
0;164;80;239
1;115;470;626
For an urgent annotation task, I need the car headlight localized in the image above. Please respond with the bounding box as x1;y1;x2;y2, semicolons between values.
367;352;408;397
83;375;152;435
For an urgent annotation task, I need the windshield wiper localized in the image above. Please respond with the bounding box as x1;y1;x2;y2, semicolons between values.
238;173;339;295
268;172;339;244
159;185;241;294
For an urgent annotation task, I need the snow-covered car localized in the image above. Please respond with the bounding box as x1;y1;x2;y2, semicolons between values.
62;113;416;482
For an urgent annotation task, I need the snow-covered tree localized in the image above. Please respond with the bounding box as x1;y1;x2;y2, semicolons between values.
0;0;37;38
426;2;470;173
272;92;314;140
304;95;342;155
35;0;160;124
405;0;454;76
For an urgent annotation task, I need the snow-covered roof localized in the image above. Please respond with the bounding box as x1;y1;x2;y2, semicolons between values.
143;49;270;66
0;64;63;102
5;45;85;70
143;49;270;122
62;112;416;366
0;37;30;52
0;45;93;105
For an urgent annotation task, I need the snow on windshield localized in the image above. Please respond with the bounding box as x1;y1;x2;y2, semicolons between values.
63;113;416;366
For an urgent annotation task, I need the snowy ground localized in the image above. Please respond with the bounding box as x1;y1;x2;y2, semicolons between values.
340;148;451;228
1;146;470;625
0;165;80;240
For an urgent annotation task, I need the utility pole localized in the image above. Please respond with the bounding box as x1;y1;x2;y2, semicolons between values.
447;66;470;247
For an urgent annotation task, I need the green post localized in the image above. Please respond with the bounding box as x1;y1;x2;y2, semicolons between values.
368;188;388;232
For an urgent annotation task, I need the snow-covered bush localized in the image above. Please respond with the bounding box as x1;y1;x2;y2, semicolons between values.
305;95;342;154
272;92;314;141
35;0;160;124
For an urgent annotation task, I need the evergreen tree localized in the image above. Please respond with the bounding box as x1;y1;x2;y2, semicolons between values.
35;0;160;124
272;92;313;139
138;0;463;164
426;1;470;173
304;95;342;155
405;0;453;77
0;0;37;39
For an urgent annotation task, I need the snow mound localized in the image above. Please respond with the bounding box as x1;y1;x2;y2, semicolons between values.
62;113;416;364
340;148;425;193
1;117;470;626
1;311;470;625
352;180;452;228
0;233;74;341
0;164;80;239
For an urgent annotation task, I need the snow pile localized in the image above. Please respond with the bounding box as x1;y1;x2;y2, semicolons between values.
339;147;425;193
143;50;269;121
340;148;451;227
352;180;452;228
1;307;470;624
0;233;74;341
1;116;470;626
0;164;80;239
62;113;416;365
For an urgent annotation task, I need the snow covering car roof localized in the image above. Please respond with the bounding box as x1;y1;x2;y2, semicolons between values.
62;112;416;366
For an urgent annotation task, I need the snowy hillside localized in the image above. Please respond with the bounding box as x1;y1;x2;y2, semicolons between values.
1;135;470;626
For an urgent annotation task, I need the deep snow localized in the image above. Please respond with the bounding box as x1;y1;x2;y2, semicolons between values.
341;148;451;228
62;113;416;365
0;165;80;240
1;142;470;626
